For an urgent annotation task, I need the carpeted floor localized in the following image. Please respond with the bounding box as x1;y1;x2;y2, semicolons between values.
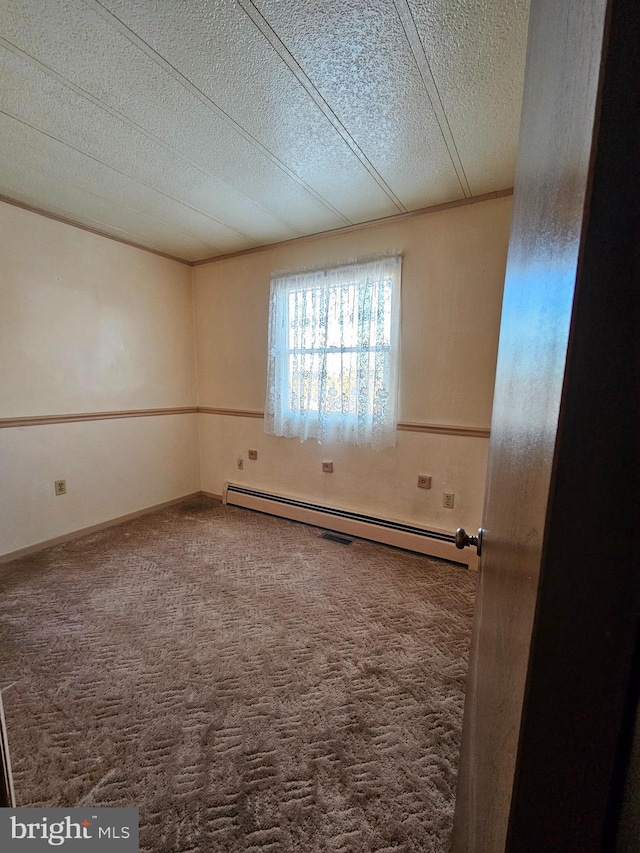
0;496;476;852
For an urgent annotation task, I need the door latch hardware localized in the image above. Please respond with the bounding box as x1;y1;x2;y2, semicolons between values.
455;527;484;556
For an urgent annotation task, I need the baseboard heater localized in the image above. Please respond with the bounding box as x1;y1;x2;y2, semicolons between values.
222;483;475;568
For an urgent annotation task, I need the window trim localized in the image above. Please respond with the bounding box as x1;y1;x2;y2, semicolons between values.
265;255;402;448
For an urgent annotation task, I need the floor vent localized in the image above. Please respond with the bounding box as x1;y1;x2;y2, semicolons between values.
320;531;353;545
222;483;474;568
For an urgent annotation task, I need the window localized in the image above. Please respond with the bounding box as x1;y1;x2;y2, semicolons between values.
265;256;401;449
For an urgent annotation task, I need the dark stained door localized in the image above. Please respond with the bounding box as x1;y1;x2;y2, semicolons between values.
451;0;640;850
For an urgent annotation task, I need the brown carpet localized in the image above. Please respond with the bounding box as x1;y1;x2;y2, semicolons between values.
0;496;475;852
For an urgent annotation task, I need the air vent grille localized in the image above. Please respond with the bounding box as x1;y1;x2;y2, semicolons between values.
320;531;353;545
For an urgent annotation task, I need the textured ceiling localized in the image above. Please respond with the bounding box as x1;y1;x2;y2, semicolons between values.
0;0;530;261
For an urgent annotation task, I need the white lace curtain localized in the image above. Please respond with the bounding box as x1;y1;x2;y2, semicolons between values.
264;256;401;449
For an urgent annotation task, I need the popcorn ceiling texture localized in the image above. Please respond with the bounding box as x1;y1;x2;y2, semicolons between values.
0;0;528;260
0;496;475;851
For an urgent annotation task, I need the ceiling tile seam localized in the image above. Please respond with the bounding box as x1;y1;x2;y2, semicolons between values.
82;0;353;227
0;107;251;252
0;37;306;240
65;181;224;251
0;187;513;268
42;205;200;251
236;0;407;214
192;188;514;266
0;193;193;264
0;182;215;255
393;0;472;198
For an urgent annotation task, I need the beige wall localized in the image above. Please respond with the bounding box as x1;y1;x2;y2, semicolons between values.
0;194;511;557
0;202;200;557
195;195;512;533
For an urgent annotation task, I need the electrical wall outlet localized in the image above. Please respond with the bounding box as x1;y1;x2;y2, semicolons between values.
443;492;455;509
54;479;66;496
248;449;258;460
417;475;431;489
322;461;333;473
236;457;244;471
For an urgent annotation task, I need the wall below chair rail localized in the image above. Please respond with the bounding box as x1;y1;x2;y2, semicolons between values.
0;414;200;557
194;195;512;533
199;412;490;534
0;201;200;557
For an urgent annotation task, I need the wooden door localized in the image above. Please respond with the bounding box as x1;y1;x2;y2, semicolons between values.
0;692;15;807
451;0;640;850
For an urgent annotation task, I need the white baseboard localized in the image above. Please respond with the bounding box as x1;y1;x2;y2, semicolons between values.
0;489;478;571
223;483;476;569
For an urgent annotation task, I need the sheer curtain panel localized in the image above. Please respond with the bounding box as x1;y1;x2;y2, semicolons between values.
265;256;401;449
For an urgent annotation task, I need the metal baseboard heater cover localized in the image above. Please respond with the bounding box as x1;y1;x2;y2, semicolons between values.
223;483;475;568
